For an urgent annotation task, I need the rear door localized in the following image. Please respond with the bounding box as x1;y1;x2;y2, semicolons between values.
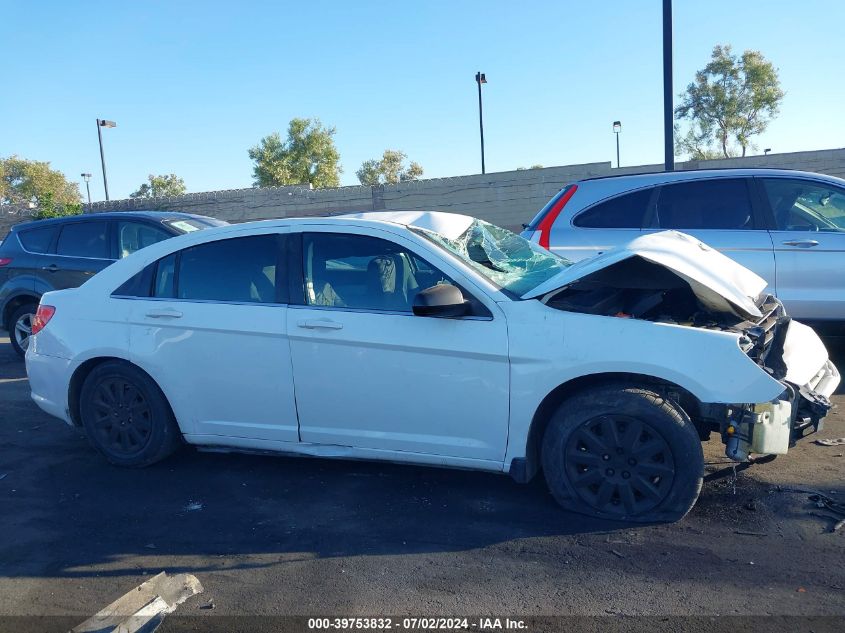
49;219;114;289
644;177;776;296
124;230;299;442
757;177;845;321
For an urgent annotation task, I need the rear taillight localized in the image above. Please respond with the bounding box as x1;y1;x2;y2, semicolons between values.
0;257;12;266
31;305;55;336
536;184;578;249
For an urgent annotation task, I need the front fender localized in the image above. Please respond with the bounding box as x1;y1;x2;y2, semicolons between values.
501;302;785;465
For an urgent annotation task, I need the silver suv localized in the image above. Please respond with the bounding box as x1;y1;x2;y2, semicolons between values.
521;168;845;333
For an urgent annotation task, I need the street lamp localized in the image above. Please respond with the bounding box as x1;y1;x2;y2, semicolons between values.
612;121;622;168
80;173;92;206
764;148;772;155
475;72;487;174
96;119;116;201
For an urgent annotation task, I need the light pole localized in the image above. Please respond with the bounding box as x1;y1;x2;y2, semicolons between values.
96;119;116;201
475;72;487;174
612;121;622;168
662;0;674;171
80;173;92;206
764;148;772;155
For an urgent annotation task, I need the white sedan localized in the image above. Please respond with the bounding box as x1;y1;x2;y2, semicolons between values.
25;212;840;522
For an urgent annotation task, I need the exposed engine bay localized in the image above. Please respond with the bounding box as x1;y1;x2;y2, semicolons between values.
540;255;841;463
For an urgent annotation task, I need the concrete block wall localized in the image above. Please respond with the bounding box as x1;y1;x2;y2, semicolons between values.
3;148;844;236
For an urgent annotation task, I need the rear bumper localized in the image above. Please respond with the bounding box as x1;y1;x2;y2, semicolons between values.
26;350;73;425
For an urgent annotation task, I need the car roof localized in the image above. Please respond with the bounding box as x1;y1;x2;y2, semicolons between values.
10;210;216;231
576;167;845;187
200;211;477;241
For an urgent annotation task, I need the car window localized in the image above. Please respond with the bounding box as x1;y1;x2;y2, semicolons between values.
303;233;456;312
56;221;109;258
762;179;845;232
153;253;177;298
118;221;172;258
177;235;280;303
655;179;753;230
18;226;57;254
573;189;652;228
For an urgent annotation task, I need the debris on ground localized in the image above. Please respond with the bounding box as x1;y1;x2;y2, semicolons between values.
71;571;203;633
200;598;215;610
815;437;845;446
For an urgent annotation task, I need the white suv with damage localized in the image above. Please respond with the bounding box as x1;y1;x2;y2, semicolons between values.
25;212;840;522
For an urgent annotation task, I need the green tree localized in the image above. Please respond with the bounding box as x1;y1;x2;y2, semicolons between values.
0;155;81;207
356;149;423;186
130;173;187;198
248;118;341;188
31;192;83;220
675;45;784;158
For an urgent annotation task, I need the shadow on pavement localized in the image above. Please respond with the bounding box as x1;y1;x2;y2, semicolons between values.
0;338;621;581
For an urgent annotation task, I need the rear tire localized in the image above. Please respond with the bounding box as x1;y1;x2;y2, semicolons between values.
541;384;703;523
79;361;181;467
9;303;38;358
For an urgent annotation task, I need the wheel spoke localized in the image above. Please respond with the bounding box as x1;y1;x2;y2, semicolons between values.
600;416;622;447
632;475;663;500
574;428;608;455
15;319;32;335
638;461;674;478
619;483;637;514
621;419;643;453
632;440;665;461
573;468;604;486
594;480;616;508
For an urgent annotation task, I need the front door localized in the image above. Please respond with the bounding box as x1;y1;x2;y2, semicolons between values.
758;177;845;322
287;230;510;463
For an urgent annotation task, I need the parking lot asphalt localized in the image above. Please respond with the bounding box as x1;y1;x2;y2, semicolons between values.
0;335;843;631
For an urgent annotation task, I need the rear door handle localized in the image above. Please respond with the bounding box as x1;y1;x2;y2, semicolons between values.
145;308;183;319
297;319;343;330
782;239;819;248
41;264;59;272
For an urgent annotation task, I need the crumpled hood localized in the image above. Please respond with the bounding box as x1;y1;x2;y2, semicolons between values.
523;230;768;320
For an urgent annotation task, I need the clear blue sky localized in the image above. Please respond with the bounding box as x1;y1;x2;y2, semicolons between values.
3;0;844;201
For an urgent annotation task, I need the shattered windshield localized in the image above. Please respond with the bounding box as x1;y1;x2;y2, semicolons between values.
414;219;571;296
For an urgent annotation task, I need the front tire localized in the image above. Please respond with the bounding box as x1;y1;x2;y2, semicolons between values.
79;361;181;467
9;303;37;358
542;384;703;523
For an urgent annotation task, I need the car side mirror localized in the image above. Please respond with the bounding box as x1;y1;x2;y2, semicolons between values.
412;284;469;318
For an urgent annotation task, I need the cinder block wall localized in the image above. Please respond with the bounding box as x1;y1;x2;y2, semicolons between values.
4;148;844;236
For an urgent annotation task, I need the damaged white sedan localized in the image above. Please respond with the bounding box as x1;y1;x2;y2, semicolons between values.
26;212;840;522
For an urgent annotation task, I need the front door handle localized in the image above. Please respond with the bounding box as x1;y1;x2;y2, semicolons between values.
41;264;59;272
145;308;183;319
782;239;819;248
297;319;343;330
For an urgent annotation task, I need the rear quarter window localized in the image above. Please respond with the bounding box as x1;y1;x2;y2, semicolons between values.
573;189;652;228
18;226;57;253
